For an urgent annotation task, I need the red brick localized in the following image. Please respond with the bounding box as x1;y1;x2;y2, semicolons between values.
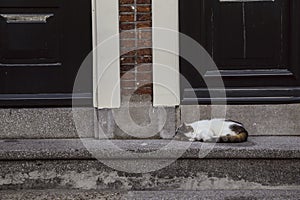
120;48;137;56
136;0;151;4
137;6;151;13
119;0;153;96
121;72;135;80
120;14;134;22
136;22;151;28
137;72;152;81
137;40;152;48
138;31;152;40
120;23;135;30
120;0;134;5
121;50;136;57
137;64;152;72
120;31;136;39
120;39;136;48
120;6;135;12
121;81;136;88
137;48;152;56
122;89;136;96
137;14;151;21
137;56;152;64
134;85;153;95
120;57;135;65
121;65;135;72
137;80;152;87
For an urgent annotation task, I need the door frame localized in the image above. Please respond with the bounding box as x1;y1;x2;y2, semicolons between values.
153;0;180;106
153;0;300;105
92;0;120;109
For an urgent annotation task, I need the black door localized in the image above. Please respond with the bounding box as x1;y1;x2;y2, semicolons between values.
180;0;300;104
0;0;92;106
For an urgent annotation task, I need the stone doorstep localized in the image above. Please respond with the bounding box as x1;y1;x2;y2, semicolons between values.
0;137;299;192
1;159;299;191
1;105;300;139
0;189;300;200
0;136;299;160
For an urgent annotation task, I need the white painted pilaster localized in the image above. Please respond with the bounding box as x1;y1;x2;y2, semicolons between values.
92;0;120;108
152;0;180;106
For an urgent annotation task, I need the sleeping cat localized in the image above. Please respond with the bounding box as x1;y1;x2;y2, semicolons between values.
174;119;248;143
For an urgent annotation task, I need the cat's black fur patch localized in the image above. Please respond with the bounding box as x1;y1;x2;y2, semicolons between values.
219;124;248;143
229;124;247;134
225;119;244;126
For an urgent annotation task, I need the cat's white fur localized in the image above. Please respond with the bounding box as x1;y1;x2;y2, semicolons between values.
183;119;240;142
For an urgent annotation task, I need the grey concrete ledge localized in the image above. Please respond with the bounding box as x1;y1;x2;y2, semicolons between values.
0;108;95;139
0;136;299;160
180;104;300;136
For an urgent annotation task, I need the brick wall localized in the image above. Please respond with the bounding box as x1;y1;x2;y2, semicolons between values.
119;0;153;97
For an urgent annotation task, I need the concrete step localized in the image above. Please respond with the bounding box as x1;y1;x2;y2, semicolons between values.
0;108;95;139
0;189;300;200
0;136;299;191
1;136;299;160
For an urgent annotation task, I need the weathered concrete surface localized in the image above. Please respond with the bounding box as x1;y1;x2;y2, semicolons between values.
180;104;300;136
0;190;121;200
0;159;299;190
0;138;299;191
0;108;95;139
0;137;299;160
124;190;300;200
0;190;299;200
97;103;176;139
1;104;298;139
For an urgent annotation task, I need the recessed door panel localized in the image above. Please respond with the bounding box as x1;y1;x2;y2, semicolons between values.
212;0;289;69
180;0;300;104
0;0;92;106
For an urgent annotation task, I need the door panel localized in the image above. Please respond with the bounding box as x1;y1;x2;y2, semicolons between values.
212;0;289;69
0;0;92;106
180;0;300;104
0;10;59;62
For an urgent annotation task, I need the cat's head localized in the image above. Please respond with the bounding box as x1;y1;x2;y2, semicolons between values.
174;123;194;141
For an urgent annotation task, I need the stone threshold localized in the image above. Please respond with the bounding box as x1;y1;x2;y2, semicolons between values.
0;136;299;160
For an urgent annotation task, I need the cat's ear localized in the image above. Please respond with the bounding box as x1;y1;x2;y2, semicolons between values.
182;122;187;128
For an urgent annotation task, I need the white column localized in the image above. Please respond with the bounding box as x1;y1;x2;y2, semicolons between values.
92;0;121;108
152;0;180;106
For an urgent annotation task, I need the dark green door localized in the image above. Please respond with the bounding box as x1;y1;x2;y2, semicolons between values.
180;0;300;104
0;0;92;106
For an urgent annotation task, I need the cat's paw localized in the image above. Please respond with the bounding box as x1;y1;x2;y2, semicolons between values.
219;136;232;143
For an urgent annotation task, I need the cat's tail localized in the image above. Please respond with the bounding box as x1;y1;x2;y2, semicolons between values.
219;129;248;143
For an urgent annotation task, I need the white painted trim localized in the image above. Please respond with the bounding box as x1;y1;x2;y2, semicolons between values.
153;0;180;106
92;0;121;108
